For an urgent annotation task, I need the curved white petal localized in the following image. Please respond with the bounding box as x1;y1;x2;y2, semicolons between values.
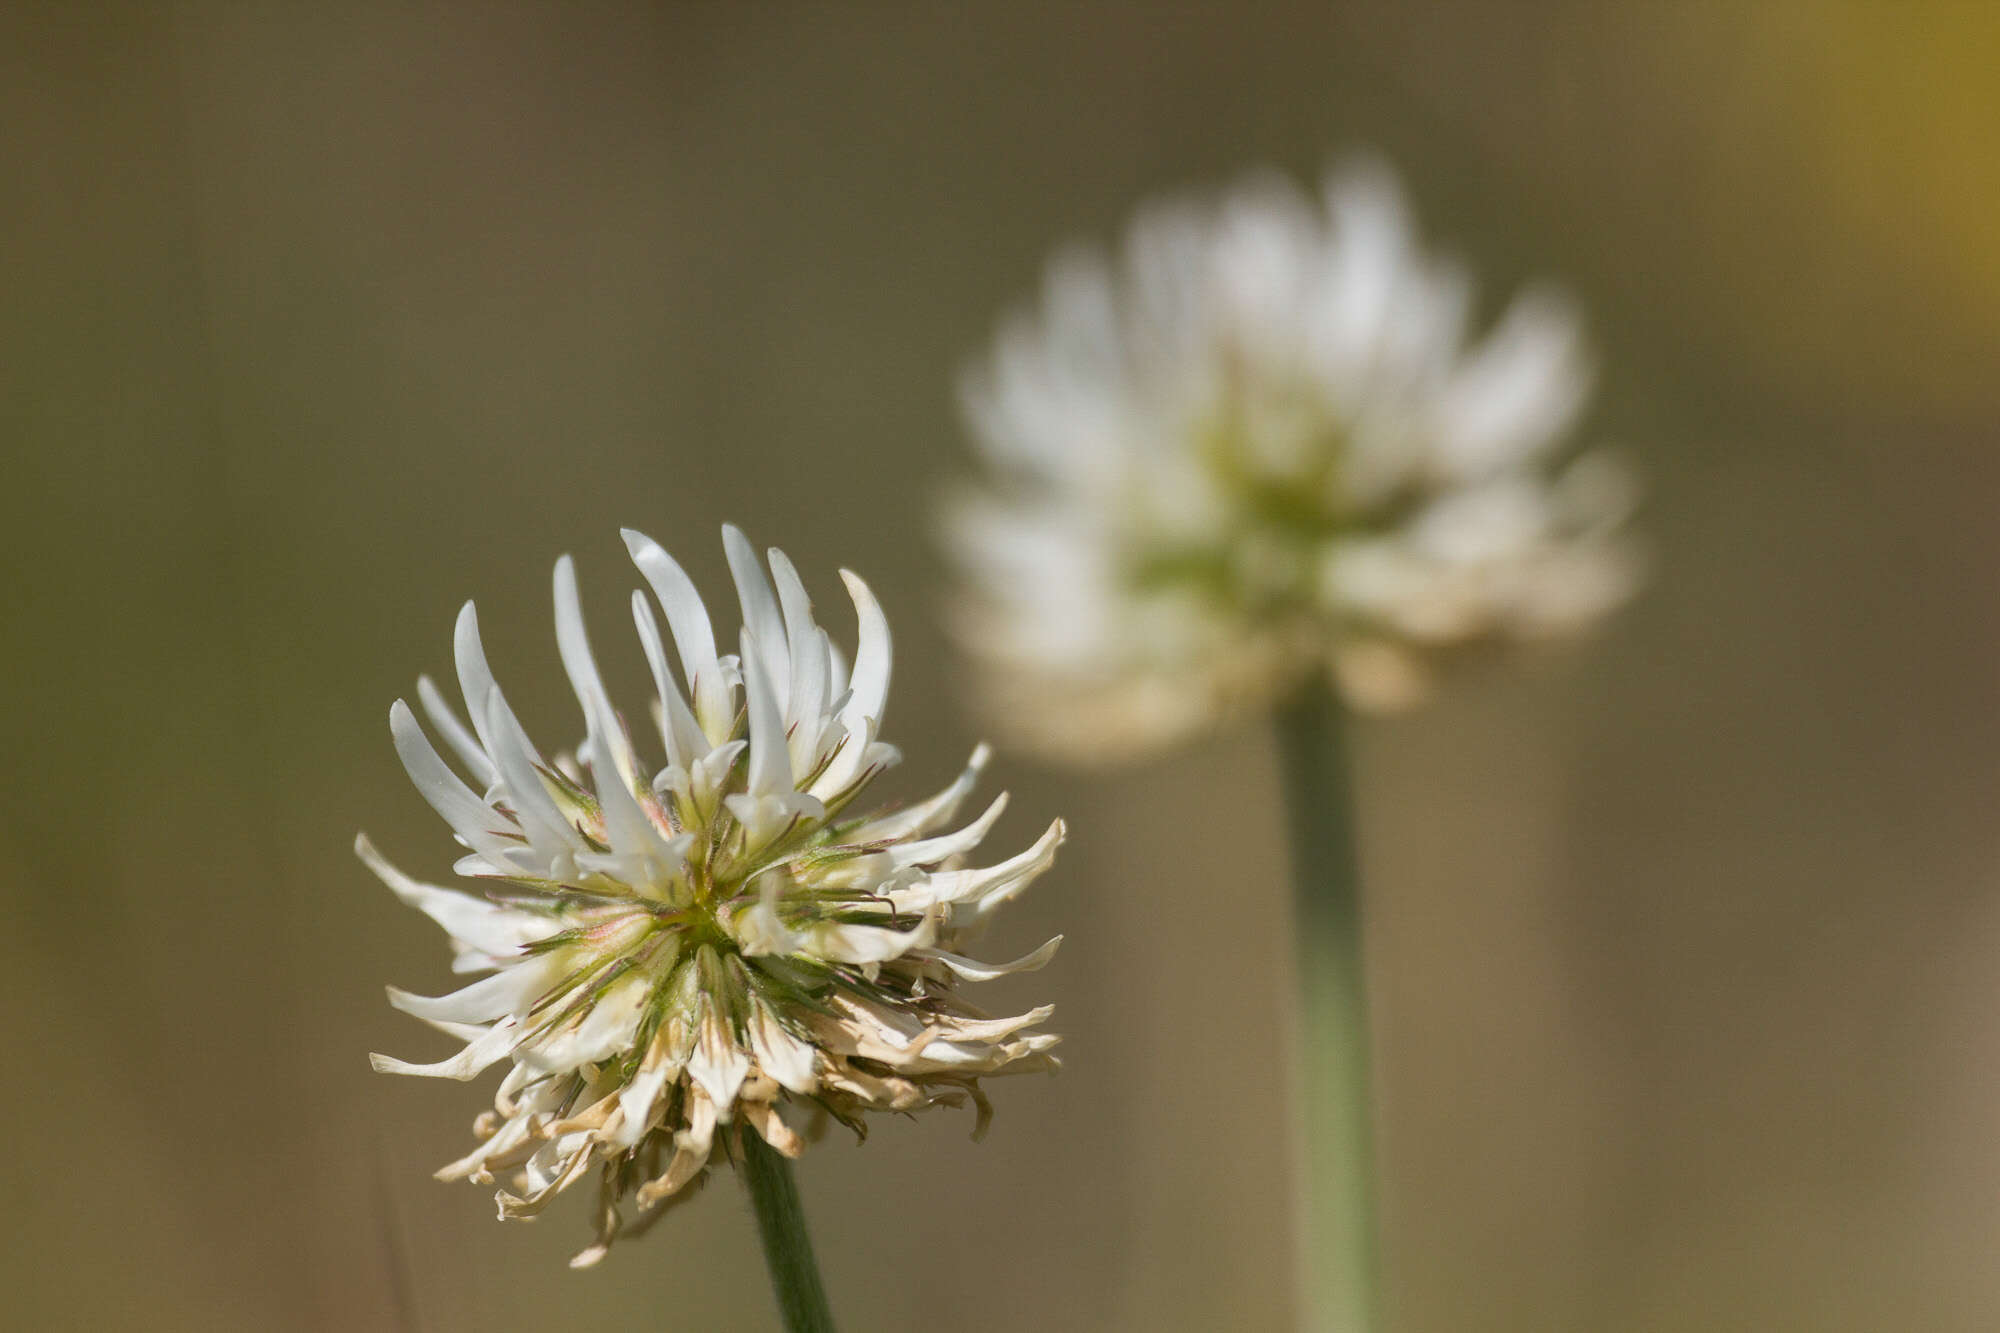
356;833;544;961
767;547;830;772
623;528;733;743
552;556;679;873
919;935;1064;981
899;818;1065;920
723;524;790;704
369;1019;519;1082
388;700;522;869
886;792;1008;870
847;743;990;843
813;570;891;798
737;629;791;800
479;686;586;867
630;590;709;774
416;673;495;786
801;916;935;966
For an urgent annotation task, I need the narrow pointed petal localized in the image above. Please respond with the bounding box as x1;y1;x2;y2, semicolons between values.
552;556;676;869
631;590;708;772
623;528;733;742
369;1020;518;1081
837;569;891;733
950;819;1067;927
356;834;543;961
723;524;790;702
385;972;534;1026
768;548;830;771
899;818;1066;914
389;701;522;868
479;686;586;864
847;743;991;842
417;674;495;786
813;570;892;797
451;603;504;760
826;636;850;704
886;792;1009;870
919;935;1064;981
737;629;791;799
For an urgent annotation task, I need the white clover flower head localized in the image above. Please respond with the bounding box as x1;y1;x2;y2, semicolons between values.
950;157;1644;759
363;527;1063;1266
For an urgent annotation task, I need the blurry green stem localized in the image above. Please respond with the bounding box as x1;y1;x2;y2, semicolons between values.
741;1130;838;1333
1275;676;1379;1333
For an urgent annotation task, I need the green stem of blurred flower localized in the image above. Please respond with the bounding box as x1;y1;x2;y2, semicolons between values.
1275;676;1379;1333
741;1130;838;1333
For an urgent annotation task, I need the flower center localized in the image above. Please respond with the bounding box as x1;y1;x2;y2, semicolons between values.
1119;362;1431;630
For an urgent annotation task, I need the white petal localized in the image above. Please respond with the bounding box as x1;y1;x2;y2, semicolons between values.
723;789;827;849
452;605;585;863
802;916;935;966
388;701;523;869
684;739;746;823
1432;287;1590;476
826;636;850;704
846;743;990;843
918;935;1063;981
748;1001;818;1094
886;793;1008;870
837;570;891;733
768;548;831;772
610;1058;675;1150
900;818;1065;918
686;1011;750;1111
551;556;678;870
631;590;709;773
1313;161;1409;381
812;570;892;798
416;674;494;786
737;629;792;800
733;872;804;956
479;686;586;866
385;955;559;1025
355;833;545;960
624;528;734;743
369;1018;518;1081
723;524;791;703
522;969;651;1072
451;603;505;763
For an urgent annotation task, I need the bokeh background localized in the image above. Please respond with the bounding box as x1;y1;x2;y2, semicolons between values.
7;3;2000;1329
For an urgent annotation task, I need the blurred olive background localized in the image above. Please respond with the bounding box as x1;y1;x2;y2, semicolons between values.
7;3;2000;1330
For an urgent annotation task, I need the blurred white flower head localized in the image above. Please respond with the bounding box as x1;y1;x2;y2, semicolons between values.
364;528;1062;1265
949;158;1642;759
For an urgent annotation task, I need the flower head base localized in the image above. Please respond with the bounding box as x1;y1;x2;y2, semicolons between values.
951;159;1643;760
364;528;1063;1265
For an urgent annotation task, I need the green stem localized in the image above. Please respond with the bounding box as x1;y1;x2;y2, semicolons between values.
1274;676;1379;1333
740;1130;838;1333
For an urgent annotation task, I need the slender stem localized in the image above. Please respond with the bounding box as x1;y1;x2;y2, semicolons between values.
740;1131;838;1333
1274;676;1379;1333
